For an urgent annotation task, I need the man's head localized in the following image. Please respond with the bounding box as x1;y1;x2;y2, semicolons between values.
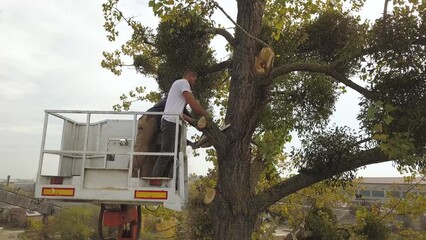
182;69;198;86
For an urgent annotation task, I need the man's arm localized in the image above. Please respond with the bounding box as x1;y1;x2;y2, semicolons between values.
183;91;209;117
182;114;195;124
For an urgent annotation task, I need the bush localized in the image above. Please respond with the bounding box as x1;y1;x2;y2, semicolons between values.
305;207;346;240
19;218;45;240
175;178;214;240
49;205;99;240
355;208;390;240
420;215;426;230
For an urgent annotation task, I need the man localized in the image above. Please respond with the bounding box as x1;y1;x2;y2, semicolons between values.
152;69;209;177
132;98;193;177
132;99;166;177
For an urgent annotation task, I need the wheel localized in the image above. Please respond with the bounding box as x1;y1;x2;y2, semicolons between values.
98;204;141;240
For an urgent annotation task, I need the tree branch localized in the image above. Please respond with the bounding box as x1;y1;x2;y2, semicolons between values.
328;69;377;100
188;117;229;153
383;0;391;25
253;148;390;212
201;122;229;154
269;62;376;100
206;28;235;46
113;7;156;47
380;176;426;221
212;0;271;48
270;62;330;79
199;59;232;77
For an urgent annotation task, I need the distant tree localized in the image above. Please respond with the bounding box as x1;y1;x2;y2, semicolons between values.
102;0;426;239
379;176;426;239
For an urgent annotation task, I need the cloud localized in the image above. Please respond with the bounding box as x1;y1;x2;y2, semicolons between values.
0;1;138;178
0;0;401;179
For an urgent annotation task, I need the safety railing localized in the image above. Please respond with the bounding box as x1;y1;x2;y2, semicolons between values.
36;110;186;190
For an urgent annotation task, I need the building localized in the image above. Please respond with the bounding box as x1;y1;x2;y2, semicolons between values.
354;177;426;203
273;177;426;239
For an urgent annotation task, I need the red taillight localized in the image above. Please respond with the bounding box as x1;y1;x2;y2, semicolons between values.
149;179;162;186
50;177;63;184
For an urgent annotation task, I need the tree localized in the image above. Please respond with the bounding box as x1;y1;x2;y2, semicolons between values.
101;0;426;239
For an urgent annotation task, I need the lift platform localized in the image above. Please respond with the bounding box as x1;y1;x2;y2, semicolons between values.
34;110;190;239
34;110;188;211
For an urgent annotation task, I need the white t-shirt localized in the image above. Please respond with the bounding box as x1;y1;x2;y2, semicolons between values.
163;79;192;123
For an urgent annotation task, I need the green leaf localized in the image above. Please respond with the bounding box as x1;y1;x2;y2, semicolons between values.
272;32;280;41
366;105;376;119
384;115;394;125
380;143;390;152
373;133;388;141
373;123;383;132
384;104;396;113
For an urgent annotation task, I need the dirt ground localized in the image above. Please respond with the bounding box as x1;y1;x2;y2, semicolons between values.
0;227;24;240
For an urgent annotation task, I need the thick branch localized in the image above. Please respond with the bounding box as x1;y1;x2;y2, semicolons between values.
270;62;330;79
269;62;376;100
206;28;235;46
253;148;389;212
328;70;377;100
188;117;229;153
198;59;232;77
201;123;229;154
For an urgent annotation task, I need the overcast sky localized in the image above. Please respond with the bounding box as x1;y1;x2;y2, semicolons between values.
0;0;403;179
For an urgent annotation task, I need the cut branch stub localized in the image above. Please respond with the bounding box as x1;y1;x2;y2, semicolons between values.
255;47;275;74
198;116;207;129
187;116;210;129
204;188;216;204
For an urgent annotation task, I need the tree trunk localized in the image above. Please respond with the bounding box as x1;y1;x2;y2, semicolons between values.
212;142;257;239
211;0;266;239
212;205;257;240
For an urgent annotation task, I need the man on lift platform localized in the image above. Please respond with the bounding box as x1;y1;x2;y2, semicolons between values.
151;69;209;177
132;98;192;178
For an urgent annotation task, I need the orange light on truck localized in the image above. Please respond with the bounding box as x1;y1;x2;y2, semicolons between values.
42;187;75;197
134;190;167;200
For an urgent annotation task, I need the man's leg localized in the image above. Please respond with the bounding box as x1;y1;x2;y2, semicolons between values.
152;120;177;177
140;134;159;177
140;155;157;177
132;115;157;177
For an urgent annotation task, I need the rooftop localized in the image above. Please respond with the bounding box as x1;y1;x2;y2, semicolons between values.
360;177;426;185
